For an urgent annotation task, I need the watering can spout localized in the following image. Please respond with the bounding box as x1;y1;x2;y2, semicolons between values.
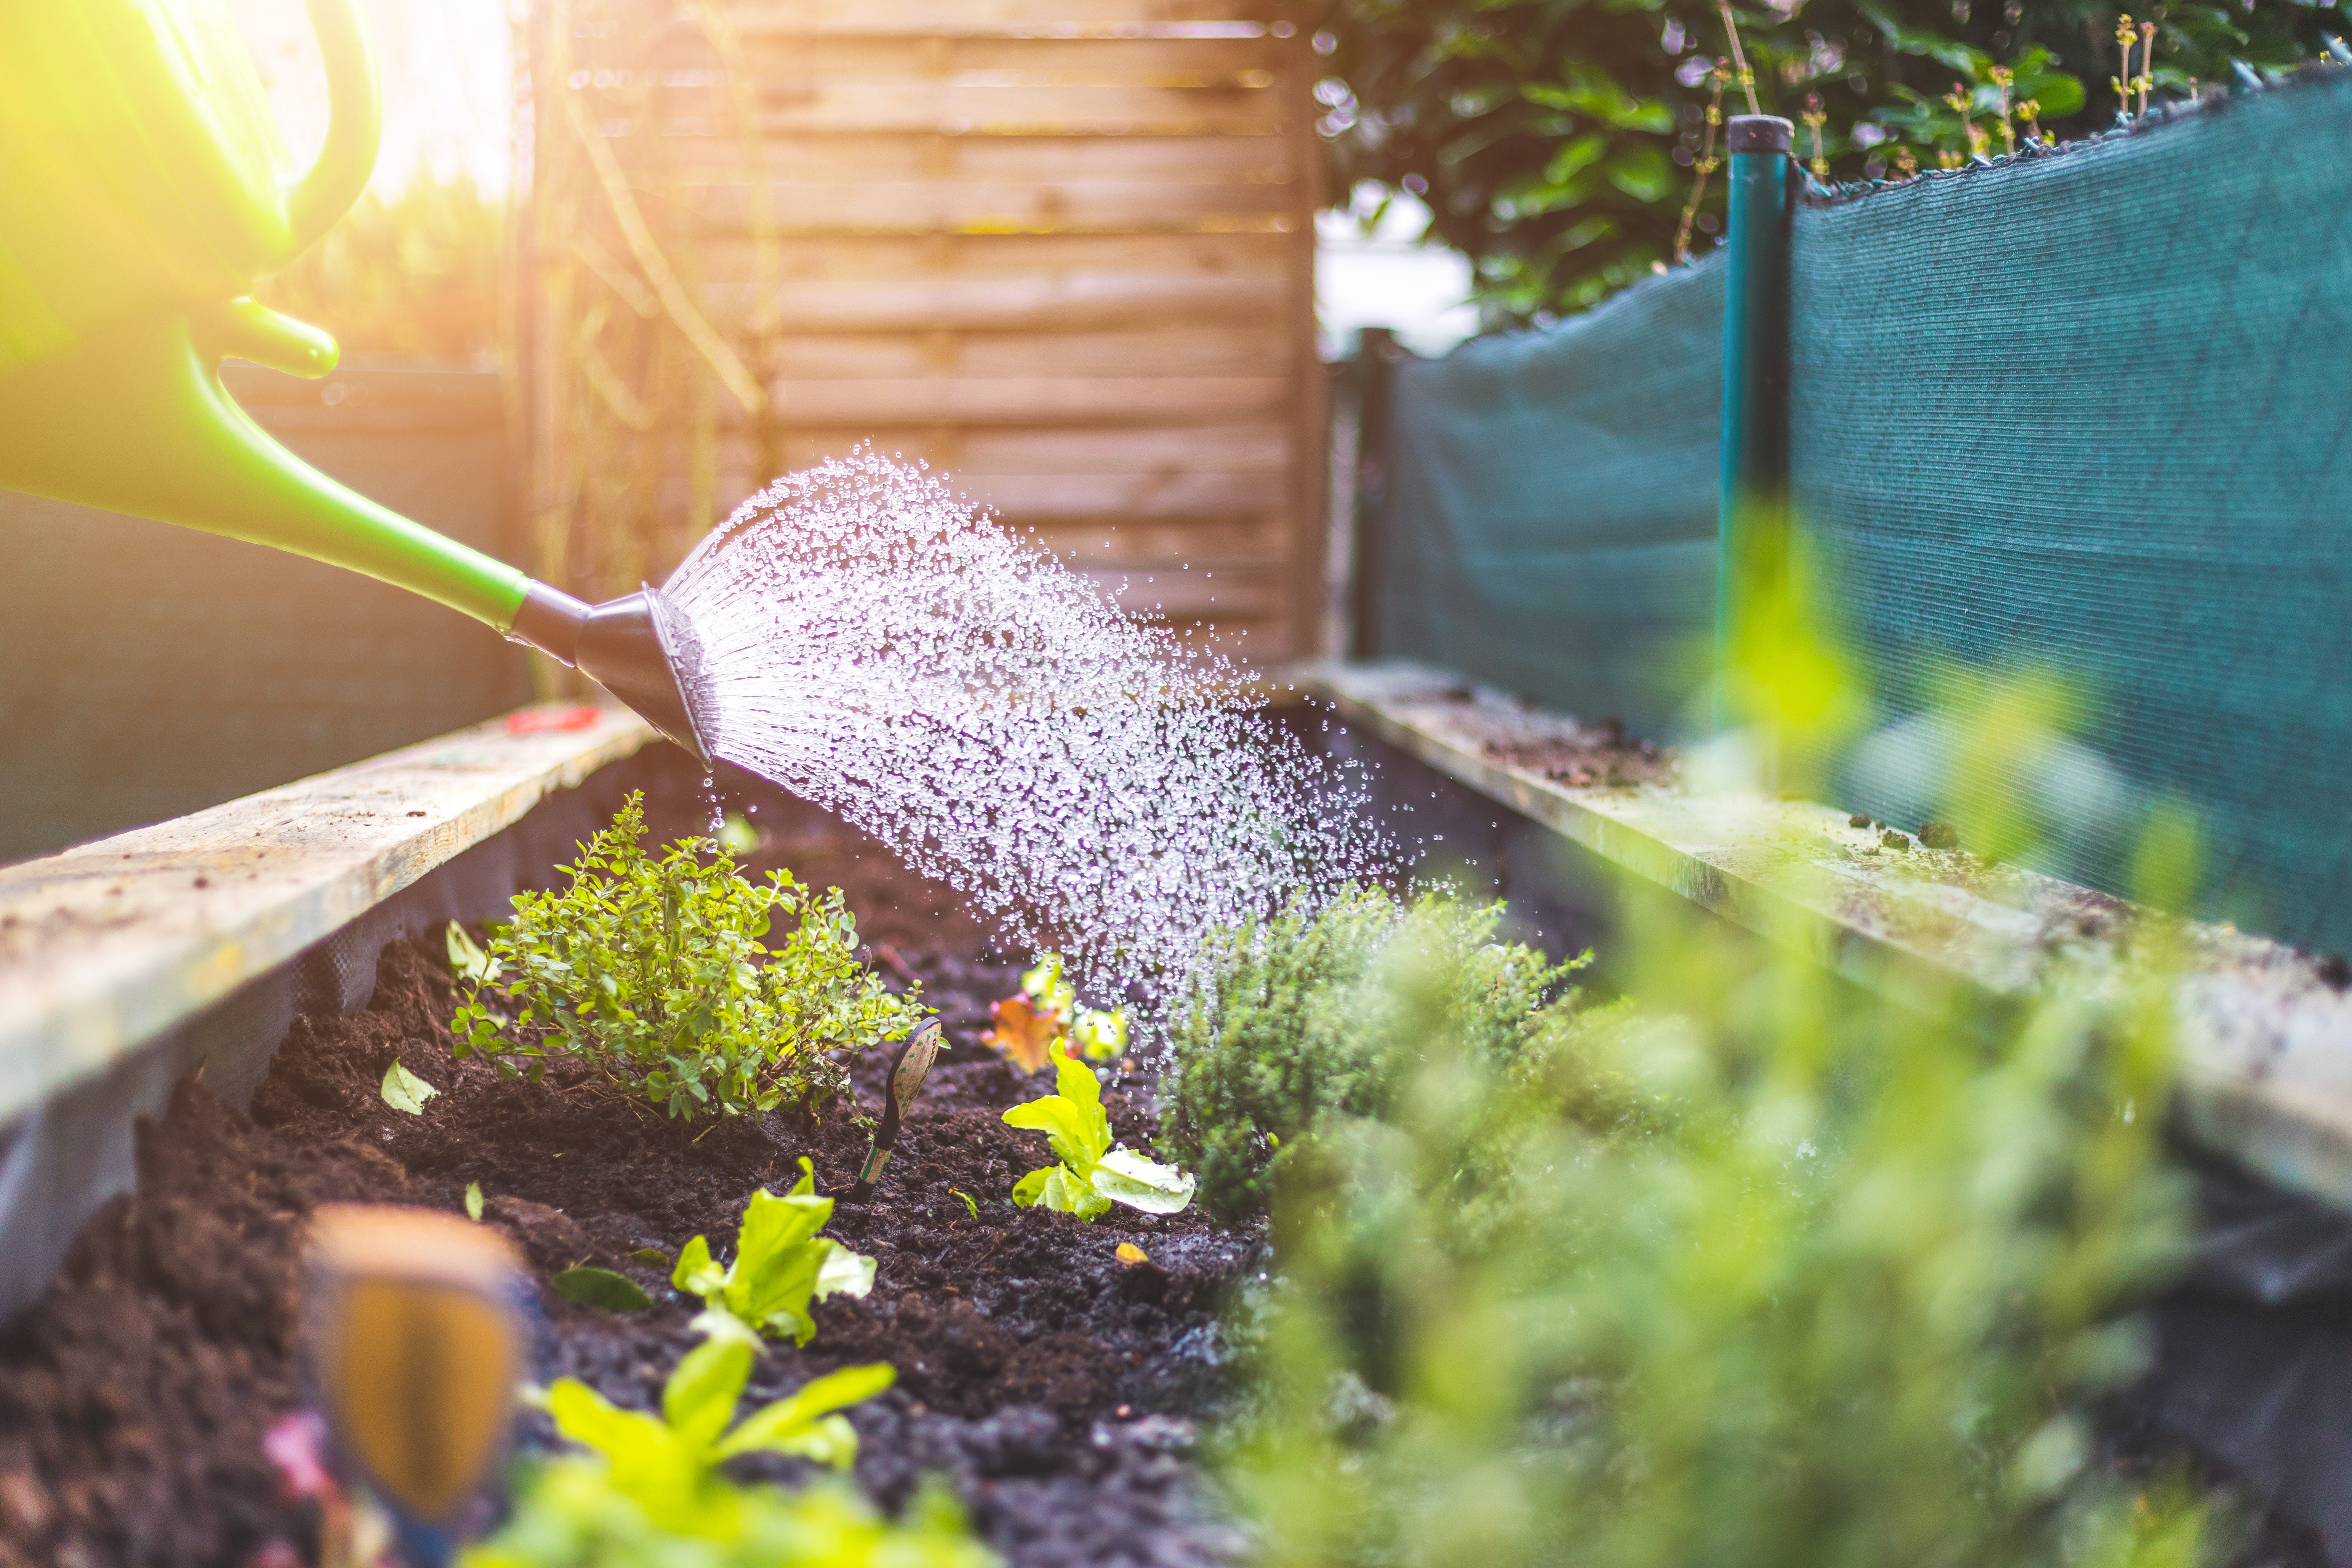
511;583;714;764
0;0;713;764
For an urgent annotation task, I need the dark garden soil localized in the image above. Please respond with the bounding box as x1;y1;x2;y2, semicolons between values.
0;800;1259;1568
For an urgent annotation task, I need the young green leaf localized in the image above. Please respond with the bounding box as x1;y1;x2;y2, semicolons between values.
554;1266;652;1312
710;1362;896;1465
1002;1044;1194;1222
628;1246;671;1267
446;920;499;983
1089;1148;1196;1215
380;1059;439;1115
464;1181;485;1221
948;1187;980;1220
671;1157;877;1344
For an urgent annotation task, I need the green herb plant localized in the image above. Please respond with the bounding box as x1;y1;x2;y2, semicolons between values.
1004;1046;1195;1220
448;793;930;1121
463;1331;997;1567
1160;885;1595;1217
674;1158;877;1346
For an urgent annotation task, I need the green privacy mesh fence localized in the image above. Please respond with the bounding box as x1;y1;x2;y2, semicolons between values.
1794;75;2352;953
1359;71;2352;958
1358;259;1723;740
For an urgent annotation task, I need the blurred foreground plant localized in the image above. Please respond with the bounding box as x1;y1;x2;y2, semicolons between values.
449;793;930;1121
1223;831;2203;1568
465;1340;991;1568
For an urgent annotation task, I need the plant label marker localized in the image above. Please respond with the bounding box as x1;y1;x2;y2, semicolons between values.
306;1205;527;1567
848;1018;943;1202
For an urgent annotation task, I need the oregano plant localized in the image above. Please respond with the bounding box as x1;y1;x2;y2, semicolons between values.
449;793;930;1120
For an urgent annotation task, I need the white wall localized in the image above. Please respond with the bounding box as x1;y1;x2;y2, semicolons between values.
1316;183;1478;360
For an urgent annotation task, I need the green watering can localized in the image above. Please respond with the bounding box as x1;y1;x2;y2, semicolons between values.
0;0;709;759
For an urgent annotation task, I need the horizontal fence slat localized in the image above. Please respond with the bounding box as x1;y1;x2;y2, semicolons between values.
684;177;1297;235
754;374;1290;423
731;326;1291;379
680;270;1287;332
665;470;1285;522
750;81;1287;135
680;230;1293;285
1025;514;1289;560
666;131;1298;181
1085;564;1284;617
736;33;1291;71
962;469;1285;516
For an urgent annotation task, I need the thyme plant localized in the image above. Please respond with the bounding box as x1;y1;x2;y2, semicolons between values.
1160;886;1594;1218
450;793;929;1121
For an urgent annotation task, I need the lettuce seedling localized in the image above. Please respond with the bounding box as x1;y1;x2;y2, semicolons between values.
983;952;1128;1072
538;1323;893;1540
1003;1045;1194;1220
674;1158;876;1345
449;793;931;1121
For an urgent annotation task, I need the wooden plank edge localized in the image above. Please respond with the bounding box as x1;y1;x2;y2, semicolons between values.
1289;658;2352;1212
0;705;658;1122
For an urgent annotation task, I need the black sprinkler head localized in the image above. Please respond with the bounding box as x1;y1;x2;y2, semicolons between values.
508;580;712;764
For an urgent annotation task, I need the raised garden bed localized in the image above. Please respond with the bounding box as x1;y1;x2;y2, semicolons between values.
0;792;1256;1568
6;701;2352;1568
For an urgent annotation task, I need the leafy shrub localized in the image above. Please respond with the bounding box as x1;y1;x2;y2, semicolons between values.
1319;0;2339;321
467;1337;992;1567
1159;885;1593;1218
674;1158;877;1345
1224;882;2199;1568
450;794;929;1120
1004;1046;1195;1220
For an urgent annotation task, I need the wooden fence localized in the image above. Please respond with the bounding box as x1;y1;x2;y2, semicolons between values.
521;0;1323;661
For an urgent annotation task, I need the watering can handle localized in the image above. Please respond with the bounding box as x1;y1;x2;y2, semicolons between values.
285;0;383;253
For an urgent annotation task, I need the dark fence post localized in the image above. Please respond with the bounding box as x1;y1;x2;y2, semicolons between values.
1714;115;1795;738
1348;326;1406;660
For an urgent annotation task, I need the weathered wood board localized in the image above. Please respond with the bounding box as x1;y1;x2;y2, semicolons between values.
0;707;655;1122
